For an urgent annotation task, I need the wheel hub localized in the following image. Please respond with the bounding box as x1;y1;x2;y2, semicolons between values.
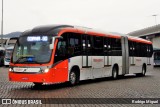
70;72;76;84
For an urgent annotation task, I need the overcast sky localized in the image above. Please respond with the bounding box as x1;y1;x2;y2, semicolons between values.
0;0;160;34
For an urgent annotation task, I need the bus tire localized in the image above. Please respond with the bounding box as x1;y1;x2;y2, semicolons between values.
69;69;79;86
136;65;146;77
112;66;118;79
33;82;43;86
142;65;146;76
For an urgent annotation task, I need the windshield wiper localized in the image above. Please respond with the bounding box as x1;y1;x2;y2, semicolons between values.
14;57;28;64
14;57;42;64
22;60;42;64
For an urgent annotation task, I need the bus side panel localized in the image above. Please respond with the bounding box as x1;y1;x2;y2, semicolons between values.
68;56;88;80
103;66;112;77
111;56;123;75
51;59;68;83
129;57;147;74
103;56;112;77
92;56;104;78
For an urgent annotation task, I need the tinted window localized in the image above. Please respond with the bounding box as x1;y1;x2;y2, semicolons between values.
54;32;82;63
129;40;153;57
82;35;92;56
112;38;122;56
104;37;112;56
93;36;103;55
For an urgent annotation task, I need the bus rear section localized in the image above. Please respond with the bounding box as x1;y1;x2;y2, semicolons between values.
128;37;153;75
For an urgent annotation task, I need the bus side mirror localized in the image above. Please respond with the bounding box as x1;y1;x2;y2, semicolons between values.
55;36;63;39
49;44;54;49
49;36;63;49
49;37;55;49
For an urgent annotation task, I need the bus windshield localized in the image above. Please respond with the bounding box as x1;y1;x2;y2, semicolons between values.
12;35;54;64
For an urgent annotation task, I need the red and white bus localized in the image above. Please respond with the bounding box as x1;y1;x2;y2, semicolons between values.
9;25;153;86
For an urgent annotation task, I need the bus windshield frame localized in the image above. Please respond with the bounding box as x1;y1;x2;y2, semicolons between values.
11;35;55;64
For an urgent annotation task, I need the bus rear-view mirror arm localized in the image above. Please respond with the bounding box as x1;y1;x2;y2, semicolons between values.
50;36;63;49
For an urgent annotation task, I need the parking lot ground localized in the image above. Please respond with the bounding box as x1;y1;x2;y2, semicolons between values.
0;66;160;106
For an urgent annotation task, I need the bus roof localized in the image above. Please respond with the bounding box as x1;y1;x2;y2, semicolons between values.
20;24;152;45
21;25;74;36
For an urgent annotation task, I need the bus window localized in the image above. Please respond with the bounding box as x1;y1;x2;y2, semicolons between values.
93;36;103;56
82;35;92;55
148;44;153;57
86;35;92;55
129;41;134;57
111;38;122;56
57;41;67;56
68;33;81;56
82;35;86;55
141;43;147;57
134;42;139;57
54;33;68;63
104;37;112;56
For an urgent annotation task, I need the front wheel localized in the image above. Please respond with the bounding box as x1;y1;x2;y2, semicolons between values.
69;70;79;86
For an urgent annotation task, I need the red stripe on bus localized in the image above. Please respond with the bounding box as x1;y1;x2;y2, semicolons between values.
128;38;152;44
59;28;121;39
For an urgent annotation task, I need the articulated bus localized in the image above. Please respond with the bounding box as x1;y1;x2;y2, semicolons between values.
9;25;153;86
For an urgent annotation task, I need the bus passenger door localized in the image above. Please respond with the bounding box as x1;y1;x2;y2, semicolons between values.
53;37;68;82
92;36;104;78
121;36;129;74
81;35;92;80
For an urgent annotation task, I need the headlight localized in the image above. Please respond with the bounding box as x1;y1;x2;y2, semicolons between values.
9;68;13;72
44;68;49;73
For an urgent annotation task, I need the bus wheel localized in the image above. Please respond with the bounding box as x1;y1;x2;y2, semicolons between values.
33;82;43;86
142;65;146;76
112;67;118;79
136;65;146;77
69;70;79;86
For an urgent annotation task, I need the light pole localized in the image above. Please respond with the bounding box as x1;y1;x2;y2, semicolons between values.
1;0;3;47
152;14;158;25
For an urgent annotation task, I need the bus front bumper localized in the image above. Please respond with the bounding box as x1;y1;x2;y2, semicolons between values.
8;68;68;83
9;72;54;83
